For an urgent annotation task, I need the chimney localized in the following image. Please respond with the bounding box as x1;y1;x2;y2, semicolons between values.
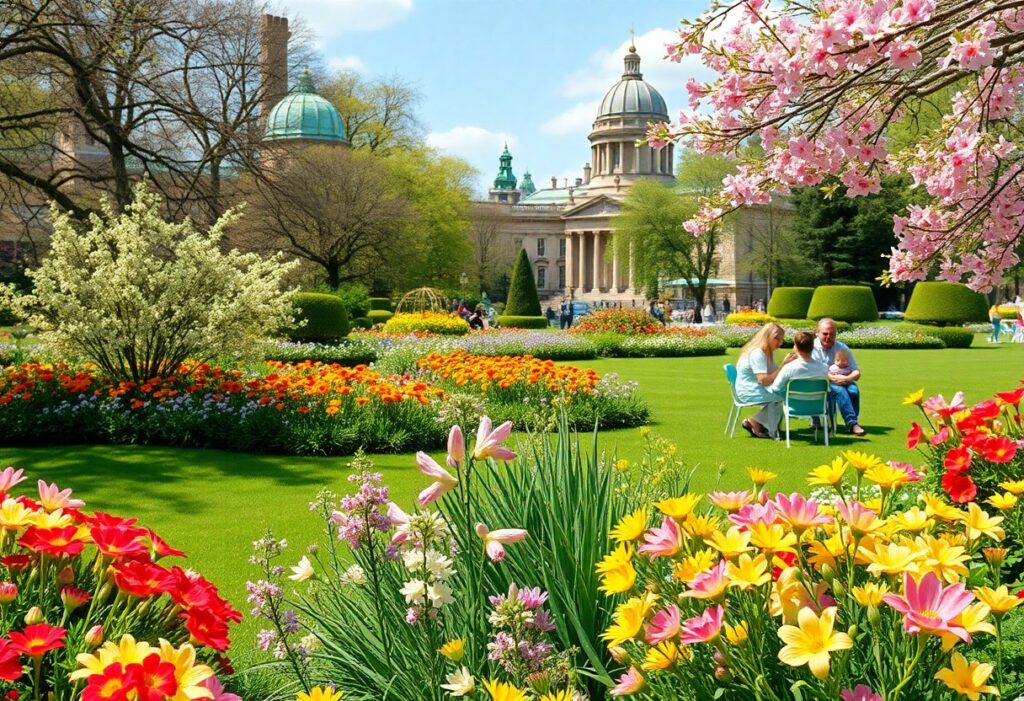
260;15;291;128
575;177;583;187
551;176;557;189
583;163;592;185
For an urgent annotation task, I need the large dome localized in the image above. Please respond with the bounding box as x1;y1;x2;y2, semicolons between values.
265;69;347;143
596;47;668;119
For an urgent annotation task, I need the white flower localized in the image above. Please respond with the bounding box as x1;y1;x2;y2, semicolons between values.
402;548;455;579
341;564;366;585
399;579;427;604
427;581;455;608
288;555;314;582
440;666;475;696
300;633;321;652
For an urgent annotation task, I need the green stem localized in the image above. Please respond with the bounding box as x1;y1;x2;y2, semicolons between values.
889;635;927;701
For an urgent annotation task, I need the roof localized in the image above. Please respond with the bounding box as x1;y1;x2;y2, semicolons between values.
265;70;347;143
597;48;668;119
519;186;587;205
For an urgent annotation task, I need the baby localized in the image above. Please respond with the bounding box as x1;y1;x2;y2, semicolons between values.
829;349;854;376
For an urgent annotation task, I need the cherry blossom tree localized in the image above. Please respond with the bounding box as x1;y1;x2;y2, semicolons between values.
653;0;1024;289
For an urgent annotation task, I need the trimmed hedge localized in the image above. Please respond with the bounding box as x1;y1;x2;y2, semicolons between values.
368;297;392;312
496;315;549;329
904;282;988;325
264;341;378;365
777;318;852;333
352;317;372;330
504;249;542;316
807;285;879;322
767;287;814;319
614;335;728;357
895;323;974;348
289;292;350;341
366;310;394;325
837;327;943;349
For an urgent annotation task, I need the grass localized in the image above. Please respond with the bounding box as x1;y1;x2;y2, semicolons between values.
0;335;1021;651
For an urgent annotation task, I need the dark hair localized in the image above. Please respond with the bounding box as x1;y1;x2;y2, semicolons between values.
794;330;814;353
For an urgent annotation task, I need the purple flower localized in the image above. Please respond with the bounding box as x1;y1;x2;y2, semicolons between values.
529;609;556;633
517;586;548;610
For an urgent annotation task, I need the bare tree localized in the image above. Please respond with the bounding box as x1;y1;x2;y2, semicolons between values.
468;204;516;294
325;70;424;154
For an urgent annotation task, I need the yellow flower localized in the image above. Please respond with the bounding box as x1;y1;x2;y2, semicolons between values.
999;479;1024;495
297;688;343;701
614;459;630;473
920;493;962;522
859;542;924;577
747;468;777;487
777;607;853;680
917;536;969;583
602;593;657;647
0;499;32;530
641;641;679;671
959;503;1005;542
596;543;633;574
610;508;649;543
851;582;889;608
673;549;716;584
864;463;912;490
893;507;933;533
935;653;998;700
807;458;848;486
438;639;465;662
481;680;528;701
975;586;1024;616
599;562;637;596
704;526;752;559
941;603;997;651
654;494;701;520
725;620;749;645
986;492;1017;511
69;634;156;681
727;553;770;590
538;692;576;701
807;537;842;570
843;451;883;473
682;513;720;539
748;522;798;554
903;389;924;405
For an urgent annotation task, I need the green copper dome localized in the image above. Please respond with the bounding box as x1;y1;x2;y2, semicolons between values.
265;69;347;143
520;171;536;196
493;144;517;190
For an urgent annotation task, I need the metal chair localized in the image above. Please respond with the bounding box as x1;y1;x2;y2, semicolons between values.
723;363;765;437
783;378;830;448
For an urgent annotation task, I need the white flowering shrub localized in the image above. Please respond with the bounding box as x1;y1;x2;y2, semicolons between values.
18;182;298;380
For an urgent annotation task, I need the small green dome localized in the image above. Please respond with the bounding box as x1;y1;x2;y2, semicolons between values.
265;70;346;143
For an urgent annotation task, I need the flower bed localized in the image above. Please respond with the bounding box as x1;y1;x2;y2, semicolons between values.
383;311;471;336
0;469;238;700
415;350;649;429
724;309;776;326
837;325;944;349
606;333;728;358
0;361;447;454
263;340;379;366
571;309;664;335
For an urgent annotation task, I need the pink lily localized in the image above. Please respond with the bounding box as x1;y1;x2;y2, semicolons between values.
841;686;882;701
680;560;728;601
387;502;412;545
882;571;974;642
446;425;464;469
475;522;527;562
0;468;25;493
773;492;831;532
679;604;724;644
728;501;778;528
201;676;242;701
637;517;681;558
416;452;458;507
37;480;85;511
471;416;516;461
644;605;681;644
609;666;645;696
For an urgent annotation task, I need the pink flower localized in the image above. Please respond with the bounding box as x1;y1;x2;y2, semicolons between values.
415;452;458;507
773;493;831;532
0;468;25;493
446;425;464;469
841;685;882;701
729;502;778;527
882;571;974;642
680;605;724;644
609;666;645;696
887;41;922;71
471;416;516;461
680;560;728;601
37;481;85;511
645;605;681;644
201;677;242;701
475;522;527;562
637;517;682;558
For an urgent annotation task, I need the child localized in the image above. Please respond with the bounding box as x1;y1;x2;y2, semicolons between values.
1014;311;1024;343
829;349;854;377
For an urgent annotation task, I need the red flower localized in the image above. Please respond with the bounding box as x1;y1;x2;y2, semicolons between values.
956;414;985;432
981;436;1017;463
145;530;185;559
997;387;1024;407
181;609;231;651
110;560;175;597
906;422;923;449
91;525;150;560
942;470;978;503
60;586;91;611
943;446;972;473
9;623;66;657
961;430;988;449
18;526;87;557
81;512;138;530
771;551;797;580
133;653;179;701
1;556;30;575
972;400;1002;421
82;662;140;701
0;640;22;681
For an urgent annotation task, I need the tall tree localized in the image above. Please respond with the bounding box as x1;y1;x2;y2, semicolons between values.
468;204;517;296
324;70;424;153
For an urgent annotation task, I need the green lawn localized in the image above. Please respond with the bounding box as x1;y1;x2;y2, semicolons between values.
1;336;1021;650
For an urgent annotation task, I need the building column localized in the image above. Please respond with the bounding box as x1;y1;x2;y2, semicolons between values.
591;231;602;294
565;235;575;294
611;234;620;292
628;241;637;294
577;233;588;294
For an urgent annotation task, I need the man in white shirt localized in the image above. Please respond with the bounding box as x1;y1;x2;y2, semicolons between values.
811;317;865;436
770;331;828;394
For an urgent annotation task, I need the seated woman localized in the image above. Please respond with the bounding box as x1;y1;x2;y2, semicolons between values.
735;322;793;438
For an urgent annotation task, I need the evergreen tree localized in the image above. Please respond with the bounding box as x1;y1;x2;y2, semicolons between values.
504;248;542;316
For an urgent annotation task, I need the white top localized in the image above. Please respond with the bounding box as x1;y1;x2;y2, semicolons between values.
812;339;858;372
829;363;854;376
735;348;778;404
769;356;828;395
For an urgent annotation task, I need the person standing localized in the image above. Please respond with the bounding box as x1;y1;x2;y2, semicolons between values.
663;299;673;325
723;297;731;314
559;298;574;330
989;303;1003;343
812;318;865;436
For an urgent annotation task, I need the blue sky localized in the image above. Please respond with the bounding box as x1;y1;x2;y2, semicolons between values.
287;0;712;195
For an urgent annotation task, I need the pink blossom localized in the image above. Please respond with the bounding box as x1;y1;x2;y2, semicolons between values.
728;501;778;528
471;416;516;461
415;452;458;507
446;425;464;469
609;666;645;696
887;41;922;71
772;493;831;532
0;468;25;493
201;677;242;701
680;560;728;601
475;522;527;562
645;605;681;644
679;604;724;644
841;685;882;701
637;517;682;558
37;481;85;511
882;571;974;641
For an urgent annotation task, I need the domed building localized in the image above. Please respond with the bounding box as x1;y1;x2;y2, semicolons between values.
264;69;347;146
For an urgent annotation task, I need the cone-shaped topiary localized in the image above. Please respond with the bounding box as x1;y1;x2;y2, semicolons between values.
904;282;988;326
767;287;814;319
806;285;878;322
290;292;350;341
504;248;543;317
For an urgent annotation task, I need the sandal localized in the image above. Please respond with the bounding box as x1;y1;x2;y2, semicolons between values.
850;424;866;437
741;420;757;438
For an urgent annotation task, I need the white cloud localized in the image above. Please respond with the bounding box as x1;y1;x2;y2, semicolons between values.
326;55;365;73
427;126;518;193
288;0;413;39
541;100;599;136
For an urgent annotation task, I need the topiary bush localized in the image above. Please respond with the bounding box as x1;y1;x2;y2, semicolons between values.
352;316;372;329
767;287;814;319
806;285;879;322
289;292;350;341
368;297;393;312
496;315;549;329
904;281;988;325
895;322;974;348
504;248;542;316
366;309;394;325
